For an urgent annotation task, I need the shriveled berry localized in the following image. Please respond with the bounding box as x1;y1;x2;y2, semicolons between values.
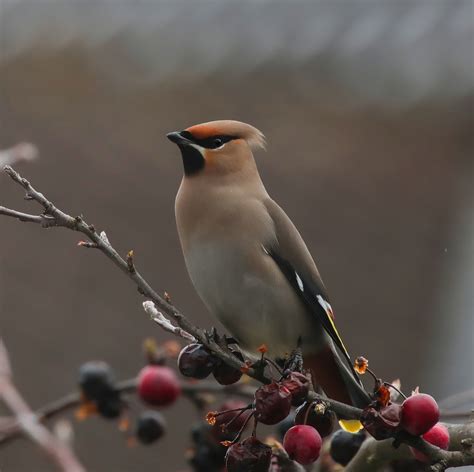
282;372;309;406
330;430;366;465
295;401;336;438
411;423;449;463
254;382;292;425
225;436;272;472
137;365;181;407
401;393;439;436
213;400;252;437
283;425;322;465
79;361;115;402
178;343;217;379
361;403;401;440
136;411;166;444
213;350;244;385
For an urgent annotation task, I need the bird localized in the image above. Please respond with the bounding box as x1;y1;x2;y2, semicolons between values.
167;120;370;423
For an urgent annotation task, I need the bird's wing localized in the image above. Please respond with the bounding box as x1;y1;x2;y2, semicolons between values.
263;198;359;381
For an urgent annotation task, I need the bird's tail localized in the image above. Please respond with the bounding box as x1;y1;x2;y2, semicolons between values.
305;346;370;432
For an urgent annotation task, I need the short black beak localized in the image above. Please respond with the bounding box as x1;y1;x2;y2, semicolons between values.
166;131;191;146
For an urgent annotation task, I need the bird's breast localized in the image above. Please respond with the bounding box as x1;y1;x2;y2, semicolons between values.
184;240;323;358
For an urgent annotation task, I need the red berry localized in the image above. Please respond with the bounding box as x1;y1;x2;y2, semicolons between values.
254;382;292;425
137;365;181;407
283;425;322;465
281;372;309;406
401;393;439;436
225;436;272;472
178;343;217;379
213;400;252;436
295;401;336;437
411;423;449;463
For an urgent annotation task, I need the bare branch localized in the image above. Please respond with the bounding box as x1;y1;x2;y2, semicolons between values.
345;422;474;472
0;339;85;472
1;165;262;381
1;166;473;470
0;377;255;446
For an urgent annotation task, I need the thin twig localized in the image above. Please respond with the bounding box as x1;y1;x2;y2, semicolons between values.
0;377;255;446
1;165;263;382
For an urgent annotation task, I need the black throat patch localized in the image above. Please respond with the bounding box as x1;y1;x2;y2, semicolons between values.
179;144;205;176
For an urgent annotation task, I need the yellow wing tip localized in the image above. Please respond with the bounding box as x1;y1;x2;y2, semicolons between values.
338;419;363;433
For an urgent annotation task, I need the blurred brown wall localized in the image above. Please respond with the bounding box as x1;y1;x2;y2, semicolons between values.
0;43;472;472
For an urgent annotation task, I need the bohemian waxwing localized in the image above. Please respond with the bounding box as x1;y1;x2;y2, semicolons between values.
167;120;370;419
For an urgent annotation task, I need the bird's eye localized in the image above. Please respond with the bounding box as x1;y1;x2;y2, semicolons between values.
213;138;223;147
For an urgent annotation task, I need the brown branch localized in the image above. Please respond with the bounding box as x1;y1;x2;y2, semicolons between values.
1;165;264;382
0;377;255;446
0;339;85;472
1;165;473;471
345;422;474;472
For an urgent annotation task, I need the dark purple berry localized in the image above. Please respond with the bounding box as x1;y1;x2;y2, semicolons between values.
330;429;366;465
78;361;115;402
178;343;218;379
226;436;272;472
213;350;244;385
136;411;166;444
254;382;292;425
294;401;336;438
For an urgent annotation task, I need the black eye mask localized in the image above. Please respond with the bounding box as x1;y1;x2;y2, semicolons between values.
180;131;237;149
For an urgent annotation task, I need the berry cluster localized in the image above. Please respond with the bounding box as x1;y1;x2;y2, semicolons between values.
77;344;449;470
178;343;243;385
352;356;449;463
78;352;182;447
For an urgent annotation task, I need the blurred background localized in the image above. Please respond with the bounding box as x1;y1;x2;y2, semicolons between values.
0;0;473;470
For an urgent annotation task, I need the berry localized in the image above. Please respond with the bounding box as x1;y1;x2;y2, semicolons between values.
213;400;252;437
361;403;402;440
281;372;309;406
254;382;292;425
136;411;166;444
283;425;322;465
96;392;122;419
190;422;227;470
213;350;244;385
178;343;217;379
329;430;366;465
401;393;439;436
295;401;336;438
225;436;272;472
78;361;115;401
137;365;181;407
411;423;449;463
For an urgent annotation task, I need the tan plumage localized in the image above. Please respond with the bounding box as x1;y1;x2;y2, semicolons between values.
168;120;369;410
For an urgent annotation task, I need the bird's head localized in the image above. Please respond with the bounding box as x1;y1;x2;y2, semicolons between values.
167;120;265;178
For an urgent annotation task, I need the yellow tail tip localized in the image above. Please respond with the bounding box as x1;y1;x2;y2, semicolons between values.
338;419;363;433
